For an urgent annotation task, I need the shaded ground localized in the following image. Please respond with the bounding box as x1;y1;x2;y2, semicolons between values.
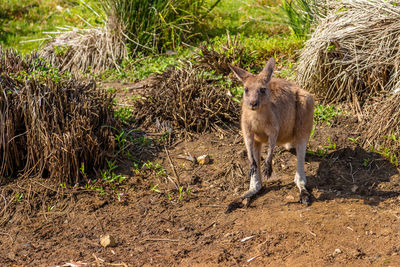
1;85;400;266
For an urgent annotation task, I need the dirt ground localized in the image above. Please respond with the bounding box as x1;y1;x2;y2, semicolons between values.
1;85;400;266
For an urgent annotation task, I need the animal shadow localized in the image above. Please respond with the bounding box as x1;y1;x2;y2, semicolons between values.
307;146;399;205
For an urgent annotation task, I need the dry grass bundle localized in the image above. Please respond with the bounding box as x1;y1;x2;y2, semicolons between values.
0;48;116;185
133;64;240;137
40;18;127;75
297;0;400;110
361;92;400;162
197;34;249;75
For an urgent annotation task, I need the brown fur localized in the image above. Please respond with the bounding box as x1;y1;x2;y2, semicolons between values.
226;58;314;212
242;77;314;146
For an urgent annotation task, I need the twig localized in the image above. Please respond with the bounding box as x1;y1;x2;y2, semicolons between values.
0;193;7;215
166;176;179;190
201;221;216;232
164;146;181;187
145;238;180;242
308;230;317;237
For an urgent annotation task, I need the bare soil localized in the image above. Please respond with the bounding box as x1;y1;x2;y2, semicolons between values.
1;86;400;266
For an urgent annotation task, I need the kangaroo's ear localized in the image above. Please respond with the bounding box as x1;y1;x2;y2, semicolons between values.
228;64;252;83
260;57;275;82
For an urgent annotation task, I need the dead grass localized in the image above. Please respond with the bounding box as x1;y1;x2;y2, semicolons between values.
296;0;400;113
197;34;250;75
133;64;240;138
0;48;116;185
40;17;127;75
361;92;400;160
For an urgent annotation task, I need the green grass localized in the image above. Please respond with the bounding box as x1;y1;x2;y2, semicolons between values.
205;0;289;37
204;0;305;66
0;0;103;54
314;104;342;126
99;49;191;82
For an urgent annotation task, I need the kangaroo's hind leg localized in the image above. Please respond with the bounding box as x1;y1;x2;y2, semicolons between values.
294;140;311;205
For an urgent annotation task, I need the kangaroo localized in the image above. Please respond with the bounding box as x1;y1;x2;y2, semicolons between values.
226;58;314;212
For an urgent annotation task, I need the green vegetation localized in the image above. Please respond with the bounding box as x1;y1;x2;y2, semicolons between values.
101;0;216;56
0;0;103;53
314;104;342;125
281;0;325;37
83;159;126;199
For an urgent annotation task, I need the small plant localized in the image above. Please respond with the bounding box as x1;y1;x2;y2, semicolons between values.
307;147;327;158
100;160;125;183
178;186;184;200
314;104;341;125
114;107;135;125
167;186;191;201
348;136;361;145
323;138;337;150
150;183;161;193
142;161;167;177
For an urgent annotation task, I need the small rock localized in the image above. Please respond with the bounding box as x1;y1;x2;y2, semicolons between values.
333;248;342;256
286;195;295;201
242;198;250;207
100;234;117;247
197;155;210;165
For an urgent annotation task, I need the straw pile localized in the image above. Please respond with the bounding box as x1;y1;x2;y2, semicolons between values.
197;34;250;75
133;64;240;138
361;92;400;159
296;0;400;110
40;17;127;75
0;48;116;185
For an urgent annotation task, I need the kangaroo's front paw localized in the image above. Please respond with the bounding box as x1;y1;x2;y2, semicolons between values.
299;189;311;206
263;162;273;180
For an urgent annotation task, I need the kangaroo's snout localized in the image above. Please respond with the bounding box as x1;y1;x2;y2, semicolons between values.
249;100;259;110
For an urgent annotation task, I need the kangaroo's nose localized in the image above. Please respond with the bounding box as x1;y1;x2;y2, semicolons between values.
250;101;259;109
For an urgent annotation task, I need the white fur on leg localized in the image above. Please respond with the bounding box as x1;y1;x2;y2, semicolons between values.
294;141;307;191
242;173;262;199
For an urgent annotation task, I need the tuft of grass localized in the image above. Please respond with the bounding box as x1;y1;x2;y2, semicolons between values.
100;0;216;56
313;104;341;125
281;0;327;37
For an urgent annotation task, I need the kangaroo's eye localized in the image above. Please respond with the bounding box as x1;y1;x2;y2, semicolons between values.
260;88;266;94
244;88;249;94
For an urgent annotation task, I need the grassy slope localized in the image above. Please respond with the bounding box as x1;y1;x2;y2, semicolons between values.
1;0;304;80
0;0;103;53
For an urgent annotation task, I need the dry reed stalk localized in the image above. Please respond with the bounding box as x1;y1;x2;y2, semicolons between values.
297;0;400;110
0;48;116;185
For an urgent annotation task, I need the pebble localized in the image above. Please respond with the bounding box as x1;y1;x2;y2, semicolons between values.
197;155;210;165
333;248;342;256
100;234;117;247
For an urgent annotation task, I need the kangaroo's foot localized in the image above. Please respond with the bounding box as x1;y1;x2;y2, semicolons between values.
262;162;273;181
299;189;311;206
